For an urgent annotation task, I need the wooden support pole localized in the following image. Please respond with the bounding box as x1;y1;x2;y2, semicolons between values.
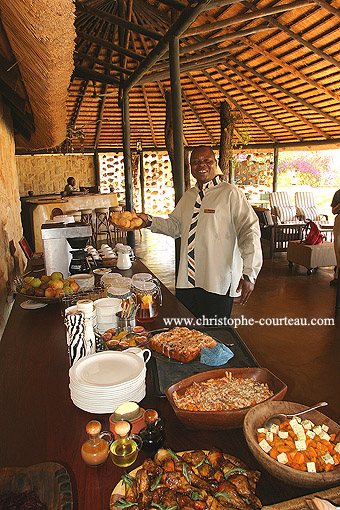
122;89;135;248
93;150;100;188
169;35;184;205
139;149;145;213
273;146;279;192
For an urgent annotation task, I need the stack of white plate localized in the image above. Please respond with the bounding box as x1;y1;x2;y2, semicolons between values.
69;351;147;413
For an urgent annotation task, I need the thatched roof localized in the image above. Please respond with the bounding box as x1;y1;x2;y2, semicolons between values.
65;0;340;152
0;0;75;149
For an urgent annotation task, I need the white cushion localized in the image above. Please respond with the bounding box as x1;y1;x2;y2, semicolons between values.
275;205;296;222
296;205;319;221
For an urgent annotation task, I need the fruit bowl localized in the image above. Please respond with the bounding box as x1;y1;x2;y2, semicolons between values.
100;328;150;351
15;273;80;303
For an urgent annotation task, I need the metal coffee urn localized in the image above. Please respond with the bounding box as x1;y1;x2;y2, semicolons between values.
41;223;92;279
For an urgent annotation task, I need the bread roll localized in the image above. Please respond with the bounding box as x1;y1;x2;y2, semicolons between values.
122;211;133;220
117;218;130;228
130;217;143;228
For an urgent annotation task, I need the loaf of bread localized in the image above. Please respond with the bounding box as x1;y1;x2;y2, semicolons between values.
149;327;216;363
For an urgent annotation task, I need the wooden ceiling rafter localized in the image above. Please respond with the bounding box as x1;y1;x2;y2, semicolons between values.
94;23;118;148
76;31;144;61
202;69;278;143
74;50;133;75
76;1;163;40
219;59;330;139
70;4;116;127
215;65;304;141
185;0;316;36
182;89;217;144
242;0;340;71
178;24;275;54
243;38;340;103
226;54;340;130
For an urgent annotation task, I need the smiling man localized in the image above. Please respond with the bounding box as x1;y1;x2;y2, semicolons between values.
138;146;262;320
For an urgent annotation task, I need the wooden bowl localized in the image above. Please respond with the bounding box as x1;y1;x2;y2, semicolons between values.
243;401;340;488
164;367;287;430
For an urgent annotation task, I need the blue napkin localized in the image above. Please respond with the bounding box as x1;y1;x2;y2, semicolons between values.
200;343;234;366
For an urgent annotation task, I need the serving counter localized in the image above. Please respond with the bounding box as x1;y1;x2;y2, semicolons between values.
22;193;118;252
0;260;334;509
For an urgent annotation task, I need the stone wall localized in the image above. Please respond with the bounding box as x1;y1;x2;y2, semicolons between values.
16;153;96;197
0;100;26;339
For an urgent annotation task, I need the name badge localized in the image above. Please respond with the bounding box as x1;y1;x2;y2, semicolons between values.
204;209;215;214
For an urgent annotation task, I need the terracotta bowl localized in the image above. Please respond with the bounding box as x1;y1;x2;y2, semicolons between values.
243;401;340;489
164;367;287;430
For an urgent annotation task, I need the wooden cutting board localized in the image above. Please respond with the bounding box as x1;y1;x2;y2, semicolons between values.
0;462;73;510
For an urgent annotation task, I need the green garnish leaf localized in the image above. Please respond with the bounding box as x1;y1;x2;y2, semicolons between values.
241;496;251;505
194;457;212;469
167;449;180;462
121;473;135;488
190;491;200;500
150;473;162;491
182;463;191;484
115;499;136;508
151;504;177;510
215;492;231;500
224;467;247;479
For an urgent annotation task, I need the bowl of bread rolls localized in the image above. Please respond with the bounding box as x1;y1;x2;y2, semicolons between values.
110;211;143;230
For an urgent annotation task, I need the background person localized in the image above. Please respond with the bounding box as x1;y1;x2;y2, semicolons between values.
331;189;340;285
63;176;88;196
138;146;262;319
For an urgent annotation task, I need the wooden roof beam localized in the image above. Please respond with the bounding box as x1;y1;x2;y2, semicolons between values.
138;54;233;83
182;90;217;144
244;38;340;103
202;69;278;142
152;47;235;71
222;58;331;139
227;54;340;129
73;65;121;85
123;0;228;92
74;51;133;75
179;24;274;54
242;0;340;72
314;0;340;20
186;0;316;36
77;31;144;61
76;2;163;40
141;84;157;146
215;66;304;141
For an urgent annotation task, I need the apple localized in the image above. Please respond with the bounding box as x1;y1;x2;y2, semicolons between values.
50;271;63;281
26;287;35;296
69;282;79;292
40;283;49;291
41;275;50;283
20;287;27;295
35;288;45;297
24;276;34;283
31;278;42;288
52;279;64;290
45;288;56;298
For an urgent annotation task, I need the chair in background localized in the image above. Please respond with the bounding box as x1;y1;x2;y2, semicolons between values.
269;192;301;224
253;207;304;258
294;191;328;223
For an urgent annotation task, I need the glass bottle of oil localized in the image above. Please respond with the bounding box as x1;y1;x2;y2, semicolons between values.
81;420;113;467
109;421;142;468
139;409;165;456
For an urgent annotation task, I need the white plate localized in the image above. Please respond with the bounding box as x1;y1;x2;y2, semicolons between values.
20;300;48;309
70;351;144;387
93;268;112;274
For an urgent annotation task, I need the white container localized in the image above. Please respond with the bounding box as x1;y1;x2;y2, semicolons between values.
77;299;94;317
72;273;94;290
101;273;123;287
117;246;132;270
94;297;121;333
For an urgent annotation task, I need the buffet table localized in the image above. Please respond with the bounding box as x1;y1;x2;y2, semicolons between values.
0;260;331;509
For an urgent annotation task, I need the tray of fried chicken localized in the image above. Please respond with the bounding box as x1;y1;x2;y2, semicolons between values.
109;210;143;230
110;447;262;510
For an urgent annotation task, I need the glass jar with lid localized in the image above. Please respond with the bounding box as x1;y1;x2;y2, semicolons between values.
132;279;162;323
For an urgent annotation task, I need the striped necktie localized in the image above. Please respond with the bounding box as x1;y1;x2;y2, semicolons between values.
187;175;221;287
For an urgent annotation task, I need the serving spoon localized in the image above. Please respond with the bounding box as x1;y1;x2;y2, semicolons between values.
263;401;328;429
